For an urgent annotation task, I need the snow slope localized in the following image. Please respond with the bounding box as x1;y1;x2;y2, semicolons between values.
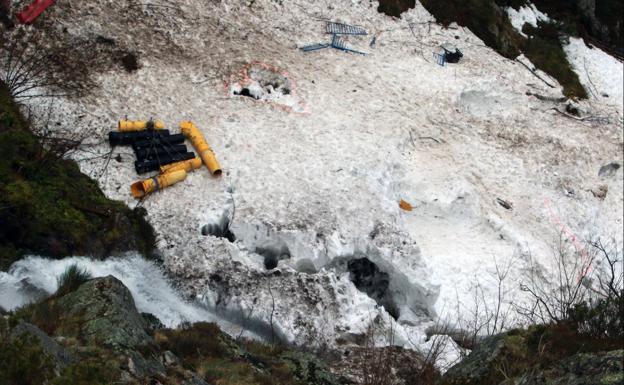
11;0;624;353
564;37;624;114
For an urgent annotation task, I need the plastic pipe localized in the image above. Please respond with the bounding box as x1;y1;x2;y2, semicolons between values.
108;130;170;146
118;120;165;132
160;157;203;174
179;121;222;176
134;152;195;174
132;134;185;150
131;169;187;199
135;144;188;161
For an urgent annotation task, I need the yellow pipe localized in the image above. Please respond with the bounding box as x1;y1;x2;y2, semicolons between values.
159;157;203;174
118;120;165;132
179;121;222;176
131;170;187;199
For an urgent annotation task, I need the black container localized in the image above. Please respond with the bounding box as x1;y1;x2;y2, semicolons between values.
132;134;185;150
135;144;188;161
108;130;171;146
134;151;195;174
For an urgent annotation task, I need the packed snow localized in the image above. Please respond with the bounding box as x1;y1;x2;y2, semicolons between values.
564;37;624;114
4;0;623;358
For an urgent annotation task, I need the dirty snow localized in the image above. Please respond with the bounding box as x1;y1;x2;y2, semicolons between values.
506;3;550;37
7;0;623;357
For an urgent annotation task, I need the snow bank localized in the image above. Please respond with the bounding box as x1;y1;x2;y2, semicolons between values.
564;37;624;114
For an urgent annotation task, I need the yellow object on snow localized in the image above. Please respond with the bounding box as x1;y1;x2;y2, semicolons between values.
159;157;203;174
118;120;165;132
179;121;222;176
131;169;187;199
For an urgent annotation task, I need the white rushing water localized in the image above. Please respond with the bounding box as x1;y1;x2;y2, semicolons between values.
0;254;219;328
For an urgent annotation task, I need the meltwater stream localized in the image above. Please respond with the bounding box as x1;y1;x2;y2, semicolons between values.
0;254;241;333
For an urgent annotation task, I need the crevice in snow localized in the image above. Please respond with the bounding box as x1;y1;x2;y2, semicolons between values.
201;210;236;243
347;257;400;320
256;245;291;270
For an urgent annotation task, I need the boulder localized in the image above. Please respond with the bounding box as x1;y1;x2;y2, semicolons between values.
441;331;529;385
9;321;74;372
54;275;153;350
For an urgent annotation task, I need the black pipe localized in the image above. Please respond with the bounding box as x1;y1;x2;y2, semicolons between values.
134;152;195;174
135;144;188;161
108;130;171;146
132;134;185;150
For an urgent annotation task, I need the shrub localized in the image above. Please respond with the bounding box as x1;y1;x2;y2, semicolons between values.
0;333;55;385
55;264;92;297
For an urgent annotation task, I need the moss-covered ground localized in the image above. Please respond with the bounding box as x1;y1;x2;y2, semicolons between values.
0;81;155;270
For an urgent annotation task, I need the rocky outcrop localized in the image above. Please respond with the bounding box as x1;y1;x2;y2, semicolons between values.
9;321;74;372
518;349;624;385
440;329;623;385
55;275;153;350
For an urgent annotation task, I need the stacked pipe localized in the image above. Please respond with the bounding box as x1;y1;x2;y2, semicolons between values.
108;119;221;199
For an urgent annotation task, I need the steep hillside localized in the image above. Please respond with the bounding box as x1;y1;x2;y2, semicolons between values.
0;0;622;380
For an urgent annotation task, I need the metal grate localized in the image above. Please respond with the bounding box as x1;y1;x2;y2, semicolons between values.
300;43;330;52
326;21;367;36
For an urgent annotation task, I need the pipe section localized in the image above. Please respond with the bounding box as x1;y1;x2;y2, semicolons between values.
118;120;165;132
179;121;222;176
135;152;195;174
159;157;203;174
135;144;188;161
131;169;187;198
132;134;185;150
108;129;171;146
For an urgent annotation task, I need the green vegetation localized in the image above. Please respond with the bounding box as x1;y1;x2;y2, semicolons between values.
0;81;155;270
55;264;93;298
0;333;55;385
155;322;314;385
531;0;623;55
523;21;587;98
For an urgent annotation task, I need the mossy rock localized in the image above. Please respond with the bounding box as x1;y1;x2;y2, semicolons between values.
441;330;530;385
0;81;155;270
53;276;153;350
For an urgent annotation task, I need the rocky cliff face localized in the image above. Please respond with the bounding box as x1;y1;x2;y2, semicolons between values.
1;276;341;385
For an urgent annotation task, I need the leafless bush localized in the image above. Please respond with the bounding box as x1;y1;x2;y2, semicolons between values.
0;27;94;100
360;316;396;385
452;255;517;350
515;233;622;325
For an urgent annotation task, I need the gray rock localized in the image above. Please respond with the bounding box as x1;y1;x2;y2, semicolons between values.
441;332;528;385
126;349;166;378
142;312;165;333
162;350;180;366
9;321;74;371
55;275;153;350
599;162;621;178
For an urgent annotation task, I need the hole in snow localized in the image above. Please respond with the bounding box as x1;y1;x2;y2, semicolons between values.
228;62;305;113
201;213;236;242
347;258;400;320
234;87;257;99
255;246;291;270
